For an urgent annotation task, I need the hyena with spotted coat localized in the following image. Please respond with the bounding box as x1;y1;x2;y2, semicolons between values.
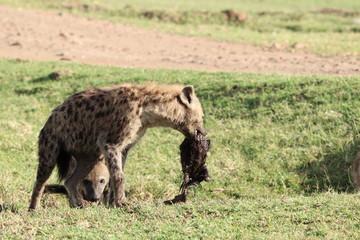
29;82;206;210
45;155;110;204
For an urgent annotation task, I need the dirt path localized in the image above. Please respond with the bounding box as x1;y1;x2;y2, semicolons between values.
1;5;359;75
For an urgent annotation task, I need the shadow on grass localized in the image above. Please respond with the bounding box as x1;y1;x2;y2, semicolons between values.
297;139;360;194
14;87;47;95
15;71;72;95
31;70;75;83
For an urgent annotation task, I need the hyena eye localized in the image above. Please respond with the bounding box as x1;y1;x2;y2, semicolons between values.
100;179;106;184
83;179;91;185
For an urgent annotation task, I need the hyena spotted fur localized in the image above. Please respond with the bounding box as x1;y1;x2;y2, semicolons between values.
29;82;206;210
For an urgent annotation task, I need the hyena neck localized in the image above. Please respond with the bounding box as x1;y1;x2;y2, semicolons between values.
141;97;186;131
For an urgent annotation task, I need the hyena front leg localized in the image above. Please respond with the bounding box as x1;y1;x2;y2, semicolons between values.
121;147;130;169
107;147;130;204
29;146;59;211
101;145;126;207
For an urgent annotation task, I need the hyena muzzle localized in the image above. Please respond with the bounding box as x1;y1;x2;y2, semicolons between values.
29;82;206;210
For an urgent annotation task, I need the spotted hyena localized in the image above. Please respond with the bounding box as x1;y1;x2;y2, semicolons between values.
29;82;206;210
45;155;110;204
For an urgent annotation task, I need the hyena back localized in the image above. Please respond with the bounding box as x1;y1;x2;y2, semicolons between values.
29;82;205;210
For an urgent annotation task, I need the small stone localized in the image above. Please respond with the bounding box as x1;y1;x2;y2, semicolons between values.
10;41;22;47
59;32;67;39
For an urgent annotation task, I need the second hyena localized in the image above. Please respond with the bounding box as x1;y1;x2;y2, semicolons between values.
29;82;206;210
45;155;110;204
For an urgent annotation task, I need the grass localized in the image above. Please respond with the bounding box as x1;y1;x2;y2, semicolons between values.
3;196;360;239
1;0;360;56
1;58;360;238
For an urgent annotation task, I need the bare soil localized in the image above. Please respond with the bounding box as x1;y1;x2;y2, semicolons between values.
1;5;359;75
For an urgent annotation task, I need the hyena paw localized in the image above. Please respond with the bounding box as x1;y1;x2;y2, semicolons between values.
113;199;128;208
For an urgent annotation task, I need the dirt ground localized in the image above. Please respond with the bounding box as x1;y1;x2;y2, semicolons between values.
1;5;359;75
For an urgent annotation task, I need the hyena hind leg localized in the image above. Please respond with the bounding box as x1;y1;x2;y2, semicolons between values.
29;149;59;211
102;145;126;207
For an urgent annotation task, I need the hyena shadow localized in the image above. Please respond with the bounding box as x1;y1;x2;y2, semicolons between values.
297;139;360;193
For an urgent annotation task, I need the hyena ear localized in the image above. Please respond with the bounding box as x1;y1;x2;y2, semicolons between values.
179;85;195;108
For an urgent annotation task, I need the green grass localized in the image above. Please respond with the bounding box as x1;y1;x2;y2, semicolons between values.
3;196;360;239
1;0;360;56
1;58;360;238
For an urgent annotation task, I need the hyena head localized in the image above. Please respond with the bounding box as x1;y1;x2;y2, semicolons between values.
177;86;207;138
79;160;110;202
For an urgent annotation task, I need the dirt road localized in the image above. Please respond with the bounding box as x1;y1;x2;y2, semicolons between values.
1;5;359;75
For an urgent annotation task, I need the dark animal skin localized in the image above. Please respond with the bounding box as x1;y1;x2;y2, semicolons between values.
164;133;210;205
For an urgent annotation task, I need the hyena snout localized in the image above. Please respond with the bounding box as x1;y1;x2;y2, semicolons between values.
183;123;207;139
83;187;101;202
196;127;207;137
86;195;101;202
82;179;107;202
